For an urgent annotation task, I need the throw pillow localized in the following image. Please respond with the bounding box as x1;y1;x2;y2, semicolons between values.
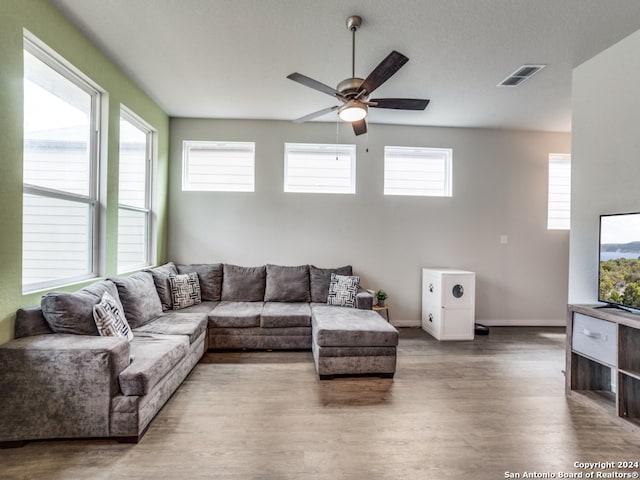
169;272;202;310
92;292;133;341
327;273;360;308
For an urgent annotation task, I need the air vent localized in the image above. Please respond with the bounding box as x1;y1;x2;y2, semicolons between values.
498;64;546;87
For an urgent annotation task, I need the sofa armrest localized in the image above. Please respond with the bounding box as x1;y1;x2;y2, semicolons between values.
15;306;53;338
0;334;130;442
356;288;374;310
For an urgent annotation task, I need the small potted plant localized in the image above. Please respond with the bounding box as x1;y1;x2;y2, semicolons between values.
375;289;388;307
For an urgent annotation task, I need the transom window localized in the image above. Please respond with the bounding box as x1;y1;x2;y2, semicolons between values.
22;35;101;292
547;153;571;230
384;146;452;197
182;140;255;192
284;143;356;194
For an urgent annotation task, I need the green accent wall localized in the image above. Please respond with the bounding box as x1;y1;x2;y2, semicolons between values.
0;0;170;344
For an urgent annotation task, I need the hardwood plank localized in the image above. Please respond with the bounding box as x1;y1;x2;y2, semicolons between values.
1;327;640;480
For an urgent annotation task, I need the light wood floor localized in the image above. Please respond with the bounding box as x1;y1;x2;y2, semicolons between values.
2;327;640;480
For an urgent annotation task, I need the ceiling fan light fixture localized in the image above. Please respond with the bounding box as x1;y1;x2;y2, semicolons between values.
339;102;367;122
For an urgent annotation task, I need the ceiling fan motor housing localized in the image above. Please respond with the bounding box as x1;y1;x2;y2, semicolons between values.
337;77;364;98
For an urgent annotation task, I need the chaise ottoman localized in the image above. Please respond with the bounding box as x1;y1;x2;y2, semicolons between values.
310;304;399;379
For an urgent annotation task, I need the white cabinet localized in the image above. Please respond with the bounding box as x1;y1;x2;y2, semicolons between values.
421;268;475;341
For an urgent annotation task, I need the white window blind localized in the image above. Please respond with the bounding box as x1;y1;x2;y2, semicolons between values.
182;141;255;192
384;146;452;197
284;143;356;194
22;35;101;292
548;153;571;230
118;108;154;273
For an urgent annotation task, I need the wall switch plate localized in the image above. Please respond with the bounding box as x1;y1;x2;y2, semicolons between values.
500;235;508;244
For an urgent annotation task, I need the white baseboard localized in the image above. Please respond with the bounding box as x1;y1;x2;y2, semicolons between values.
390;319;565;328
391;319;421;328
477;318;565;327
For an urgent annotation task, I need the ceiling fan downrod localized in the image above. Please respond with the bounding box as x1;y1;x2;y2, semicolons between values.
346;16;361;79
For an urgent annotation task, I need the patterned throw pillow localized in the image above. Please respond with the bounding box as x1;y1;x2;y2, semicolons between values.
93;292;134;341
169;272;202;310
327;273;360;308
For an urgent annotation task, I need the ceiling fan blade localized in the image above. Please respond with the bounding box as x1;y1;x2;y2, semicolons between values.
358;50;409;96
292;105;339;123
287;73;340;98
352;118;367;136
370;98;430;110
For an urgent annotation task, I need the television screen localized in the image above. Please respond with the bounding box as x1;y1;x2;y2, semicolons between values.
599;212;640;310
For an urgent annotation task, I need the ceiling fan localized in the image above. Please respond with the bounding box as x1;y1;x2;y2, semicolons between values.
287;15;430;136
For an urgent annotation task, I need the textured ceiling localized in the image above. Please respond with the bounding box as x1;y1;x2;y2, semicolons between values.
49;0;640;132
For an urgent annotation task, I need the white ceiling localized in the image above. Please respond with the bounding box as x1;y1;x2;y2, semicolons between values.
49;0;640;132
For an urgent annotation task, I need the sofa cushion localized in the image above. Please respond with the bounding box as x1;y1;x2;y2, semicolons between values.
174;300;218;315
309;265;353;303
169;272;202;310
261;302;312;328
221;264;266;302
41;280;123;336
311;304;399;347
144;262;178;311
327;274;360;307
111;272;163;329
264;264;310;302
176;263;223;301
208;301;263;328
132;312;208;344
93;292;133;341
119;334;189;396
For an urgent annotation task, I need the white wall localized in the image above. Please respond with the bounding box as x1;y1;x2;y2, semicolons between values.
169;119;570;326
569;29;640;304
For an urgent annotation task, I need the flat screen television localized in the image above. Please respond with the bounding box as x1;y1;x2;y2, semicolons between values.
598;212;640;311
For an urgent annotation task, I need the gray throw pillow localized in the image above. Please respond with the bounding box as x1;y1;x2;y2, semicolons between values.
327;273;360;308
41;280;123;335
264;264;310;302
110;271;163;328
176;263;223;301
221;264;266;302
309;265;353;303
144;262;178;311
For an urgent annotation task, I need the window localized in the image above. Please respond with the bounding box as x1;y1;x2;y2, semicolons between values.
284;143;356;194
118;108;155;273
182;141;255;192
384;146;452;197
547;153;571;230
22;36;101;292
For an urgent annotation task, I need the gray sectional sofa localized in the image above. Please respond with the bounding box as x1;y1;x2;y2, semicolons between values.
0;263;398;446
